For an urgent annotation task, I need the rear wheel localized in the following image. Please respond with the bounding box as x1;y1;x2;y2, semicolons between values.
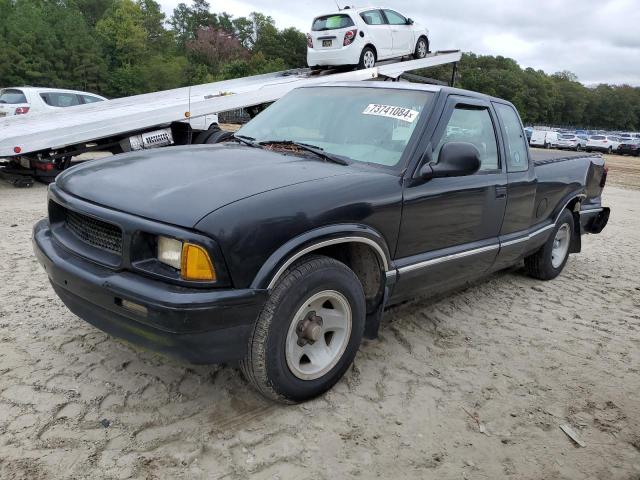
413;37;428;59
194;125;233;144
576;144;582;152
241;256;366;403
358;46;376;69
607;146;613;154
525;209;574;280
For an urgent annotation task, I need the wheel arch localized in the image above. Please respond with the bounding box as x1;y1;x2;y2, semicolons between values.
363;43;377;59
251;225;393;322
554;192;586;253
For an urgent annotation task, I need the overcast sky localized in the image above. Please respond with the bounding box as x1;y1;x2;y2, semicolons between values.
159;0;640;86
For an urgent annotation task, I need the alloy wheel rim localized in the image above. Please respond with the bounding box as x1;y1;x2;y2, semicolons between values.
364;51;375;68
418;40;427;57
551;223;570;268
285;290;352;381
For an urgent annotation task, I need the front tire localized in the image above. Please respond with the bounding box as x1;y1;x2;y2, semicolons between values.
607;146;613;154
525;209;574;280
413;37;429;59
358;46;376;69
241;256;366;403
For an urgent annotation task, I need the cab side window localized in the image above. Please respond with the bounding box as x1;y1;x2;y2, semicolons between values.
435;107;499;171
494;103;529;172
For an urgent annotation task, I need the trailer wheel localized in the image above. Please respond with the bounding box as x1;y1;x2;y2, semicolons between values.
194;125;233;144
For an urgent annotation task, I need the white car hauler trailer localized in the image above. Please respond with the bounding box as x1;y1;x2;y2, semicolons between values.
0;51;462;187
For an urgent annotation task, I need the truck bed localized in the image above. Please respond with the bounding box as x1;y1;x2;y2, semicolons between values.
530;149;601;166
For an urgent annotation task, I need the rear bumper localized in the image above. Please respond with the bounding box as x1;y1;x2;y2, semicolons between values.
307;45;361;66
580;207;610;234
33;219;267;364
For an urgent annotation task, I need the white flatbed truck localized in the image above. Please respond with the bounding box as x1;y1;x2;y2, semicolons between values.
0;51;461;186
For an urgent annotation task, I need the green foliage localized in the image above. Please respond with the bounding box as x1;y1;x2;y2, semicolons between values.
0;1;637;130
421;53;640;130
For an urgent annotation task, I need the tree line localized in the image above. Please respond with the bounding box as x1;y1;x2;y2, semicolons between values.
1;0;638;131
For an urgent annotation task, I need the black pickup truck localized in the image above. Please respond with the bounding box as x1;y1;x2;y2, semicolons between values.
33;82;610;403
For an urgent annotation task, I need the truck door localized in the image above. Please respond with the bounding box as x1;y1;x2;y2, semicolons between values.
491;102;537;270
392;96;508;300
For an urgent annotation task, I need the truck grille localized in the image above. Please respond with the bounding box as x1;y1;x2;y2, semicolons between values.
65;209;123;255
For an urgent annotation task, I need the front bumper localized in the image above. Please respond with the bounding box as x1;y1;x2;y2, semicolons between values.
33;219;267;364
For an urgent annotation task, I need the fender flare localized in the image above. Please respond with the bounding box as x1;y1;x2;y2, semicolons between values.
250;224;393;290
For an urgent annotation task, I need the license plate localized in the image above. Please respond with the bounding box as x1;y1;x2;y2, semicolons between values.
322;40;332;47
20;158;30;169
0;112;6;117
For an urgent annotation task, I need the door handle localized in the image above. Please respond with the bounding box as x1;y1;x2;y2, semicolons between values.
495;186;507;199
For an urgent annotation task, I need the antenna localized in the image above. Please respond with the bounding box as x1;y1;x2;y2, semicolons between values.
335;0;342;10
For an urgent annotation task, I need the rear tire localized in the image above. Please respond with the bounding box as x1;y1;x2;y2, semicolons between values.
413;37;428;59
576;144;582;152
241;256;366;403
525;209;574;280
607;146;613;154
358;46;376;69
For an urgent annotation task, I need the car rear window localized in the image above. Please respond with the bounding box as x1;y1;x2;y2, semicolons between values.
0;89;27;104
312;14;354;31
560;134;575;139
40;92;80;107
591;135;606;140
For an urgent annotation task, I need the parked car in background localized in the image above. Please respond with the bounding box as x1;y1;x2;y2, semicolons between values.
0;87;106;117
557;133;587;151
524;126;533;142
530;130;559;148
307;7;430;69
618;137;640;156
586;135;620;154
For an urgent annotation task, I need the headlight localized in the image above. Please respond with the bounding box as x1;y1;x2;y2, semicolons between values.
157;236;217;282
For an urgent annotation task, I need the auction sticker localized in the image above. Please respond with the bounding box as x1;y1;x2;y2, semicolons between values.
362;104;419;122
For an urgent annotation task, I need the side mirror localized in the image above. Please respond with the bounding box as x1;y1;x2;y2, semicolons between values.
406;18;414;25
420;142;481;179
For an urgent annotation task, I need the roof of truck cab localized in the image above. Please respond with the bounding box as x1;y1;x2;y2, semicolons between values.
300;81;516;105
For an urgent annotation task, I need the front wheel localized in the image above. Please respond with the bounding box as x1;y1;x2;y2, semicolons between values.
241;256;366;403
413;37;428;59
525;209;574;280
576;144;582;152
607;146;613;154
358;46;376;69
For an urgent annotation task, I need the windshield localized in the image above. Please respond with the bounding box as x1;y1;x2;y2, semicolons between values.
312;14;355;31
591;135;606;140
0;89;27;104
238;86;433;168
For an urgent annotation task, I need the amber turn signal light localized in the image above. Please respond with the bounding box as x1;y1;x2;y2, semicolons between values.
181;243;216;281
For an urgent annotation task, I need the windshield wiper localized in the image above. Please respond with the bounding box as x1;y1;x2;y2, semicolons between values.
259;140;349;165
232;134;260;148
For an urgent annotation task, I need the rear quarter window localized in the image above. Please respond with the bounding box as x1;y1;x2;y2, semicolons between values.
0;89;27;104
312;14;355;31
360;10;386;25
40;92;81;108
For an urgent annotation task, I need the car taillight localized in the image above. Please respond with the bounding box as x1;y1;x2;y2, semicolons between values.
15;107;30;115
306;33;313;48
343;29;357;46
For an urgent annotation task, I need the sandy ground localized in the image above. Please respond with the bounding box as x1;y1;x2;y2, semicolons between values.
0;155;639;479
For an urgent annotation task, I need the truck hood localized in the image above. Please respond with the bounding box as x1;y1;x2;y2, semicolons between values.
56;144;351;227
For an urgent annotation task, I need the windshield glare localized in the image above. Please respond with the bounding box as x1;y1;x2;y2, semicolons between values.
238;87;433;168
